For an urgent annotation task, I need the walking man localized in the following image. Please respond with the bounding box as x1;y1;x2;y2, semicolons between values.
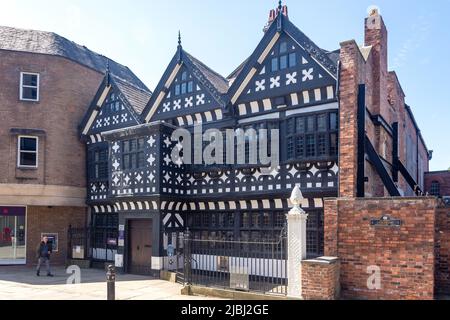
36;236;54;277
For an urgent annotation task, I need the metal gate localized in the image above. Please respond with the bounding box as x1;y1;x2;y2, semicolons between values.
183;228;287;296
162;231;186;284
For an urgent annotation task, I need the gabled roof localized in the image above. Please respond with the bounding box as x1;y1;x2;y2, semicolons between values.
0;25;149;92
226;13;338;104
112;76;151;115
184;52;229;94
227;57;251;80
79;73;150;137
141;47;229;122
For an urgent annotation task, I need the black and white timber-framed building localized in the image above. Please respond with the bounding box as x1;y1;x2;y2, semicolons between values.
79;5;342;275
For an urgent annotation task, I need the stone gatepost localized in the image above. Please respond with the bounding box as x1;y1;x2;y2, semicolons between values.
287;186;308;299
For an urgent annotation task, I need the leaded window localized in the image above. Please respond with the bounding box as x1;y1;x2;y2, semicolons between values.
93;148;108;180
271;41;297;71
92;213;118;262
105;91;121;113
175;70;194;96
430;181;440;197
285;112;339;161
122;138;146;170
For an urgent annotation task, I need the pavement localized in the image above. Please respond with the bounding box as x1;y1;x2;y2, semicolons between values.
0;266;222;300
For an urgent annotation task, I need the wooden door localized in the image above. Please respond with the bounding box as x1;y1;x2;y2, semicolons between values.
128;220;153;275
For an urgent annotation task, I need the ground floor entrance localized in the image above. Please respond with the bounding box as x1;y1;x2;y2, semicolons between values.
128;219;153;275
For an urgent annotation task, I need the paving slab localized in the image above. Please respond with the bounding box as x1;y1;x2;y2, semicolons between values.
0;266;224;300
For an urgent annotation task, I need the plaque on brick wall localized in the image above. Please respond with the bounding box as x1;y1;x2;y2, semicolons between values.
230;266;249;292
370;215;402;228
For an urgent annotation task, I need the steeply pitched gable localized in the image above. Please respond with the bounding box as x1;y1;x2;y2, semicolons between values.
80;74;151;140
141;47;229;126
227;13;338;109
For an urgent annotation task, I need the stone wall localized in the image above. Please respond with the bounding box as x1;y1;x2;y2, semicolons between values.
324;197;437;300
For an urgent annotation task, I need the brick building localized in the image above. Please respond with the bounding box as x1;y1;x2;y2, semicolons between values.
77;4;432;280
425;171;450;199
0;26;149;266
0;3;443;299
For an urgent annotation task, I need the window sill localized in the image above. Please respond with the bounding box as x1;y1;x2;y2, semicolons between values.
17;166;38;171
19;99;40;103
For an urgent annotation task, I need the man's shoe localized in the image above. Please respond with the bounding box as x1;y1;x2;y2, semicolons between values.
47;274;54;277
36;271;40;277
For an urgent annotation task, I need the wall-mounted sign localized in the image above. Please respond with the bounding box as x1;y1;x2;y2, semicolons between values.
230;266;250;292
0;206;26;217
118;225;125;247
41;233;59;252
107;238;118;246
167;244;175;257
370;216;403;228
217;256;229;272
115;254;124;268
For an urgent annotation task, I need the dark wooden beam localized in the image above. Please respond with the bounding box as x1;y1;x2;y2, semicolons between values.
392;122;399;183
398;160;422;195
365;136;401;197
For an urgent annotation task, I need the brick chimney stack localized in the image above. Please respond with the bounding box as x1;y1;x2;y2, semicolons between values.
263;5;289;32
364;7;389;121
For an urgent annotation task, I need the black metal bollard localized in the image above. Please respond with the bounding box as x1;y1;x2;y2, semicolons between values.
106;265;116;301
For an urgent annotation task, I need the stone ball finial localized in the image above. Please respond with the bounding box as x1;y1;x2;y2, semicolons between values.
367;5;380;17
290;185;303;207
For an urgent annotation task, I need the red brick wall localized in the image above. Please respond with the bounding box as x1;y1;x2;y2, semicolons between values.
26;206;87;266
338;40;365;198
425;171;450;197
435;202;450;295
338;11;430;198
324;197;437;300
302;258;340;300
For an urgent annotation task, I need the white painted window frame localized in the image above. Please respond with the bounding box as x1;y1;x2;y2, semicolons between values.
20;72;40;102
17;135;39;169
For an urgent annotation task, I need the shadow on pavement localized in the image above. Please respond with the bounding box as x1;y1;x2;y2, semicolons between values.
0;266;154;286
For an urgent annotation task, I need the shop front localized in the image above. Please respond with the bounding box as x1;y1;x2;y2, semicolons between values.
0;206;26;265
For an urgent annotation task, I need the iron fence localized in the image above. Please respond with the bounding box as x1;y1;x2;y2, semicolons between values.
183;228;288;296
67;226;118;264
67;226;90;260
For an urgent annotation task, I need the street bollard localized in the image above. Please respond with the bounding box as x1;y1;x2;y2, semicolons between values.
106;265;116;301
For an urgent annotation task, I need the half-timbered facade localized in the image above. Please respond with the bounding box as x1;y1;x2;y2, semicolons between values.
79;4;430;275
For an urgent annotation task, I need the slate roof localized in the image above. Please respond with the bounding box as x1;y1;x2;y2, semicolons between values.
184;51;229;95
227;57;250;80
0;25;150;92
111;76;151;115
325;49;341;66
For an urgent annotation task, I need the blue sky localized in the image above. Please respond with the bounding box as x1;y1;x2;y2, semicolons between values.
1;0;448;170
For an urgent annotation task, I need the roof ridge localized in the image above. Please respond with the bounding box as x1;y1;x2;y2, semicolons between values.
111;75;152;94
184;51;228;83
0;25;150;92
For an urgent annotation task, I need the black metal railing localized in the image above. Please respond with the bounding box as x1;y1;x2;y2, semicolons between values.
67;226;118;264
183;228;288;296
67;226;90;260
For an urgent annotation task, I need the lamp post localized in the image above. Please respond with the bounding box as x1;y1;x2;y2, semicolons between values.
287;185;308;299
